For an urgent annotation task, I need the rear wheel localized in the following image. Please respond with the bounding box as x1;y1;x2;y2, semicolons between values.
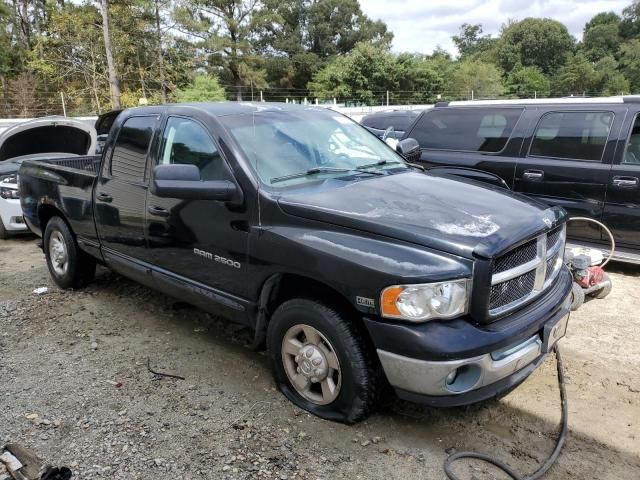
267;298;381;424
594;273;612;299
44;216;96;289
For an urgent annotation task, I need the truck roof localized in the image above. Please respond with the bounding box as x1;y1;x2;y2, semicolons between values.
439;95;640;108
124;101;333;118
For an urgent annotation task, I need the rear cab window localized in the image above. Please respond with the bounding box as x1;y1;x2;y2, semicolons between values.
109;116;157;183
528;111;614;162
409;107;523;153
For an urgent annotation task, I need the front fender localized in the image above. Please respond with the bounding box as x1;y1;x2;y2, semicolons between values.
249;226;472;315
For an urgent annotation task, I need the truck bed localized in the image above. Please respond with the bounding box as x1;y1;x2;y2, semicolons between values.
33;155;102;174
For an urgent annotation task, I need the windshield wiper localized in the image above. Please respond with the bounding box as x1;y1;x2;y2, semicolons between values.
270;166;384;184
356;160;406;170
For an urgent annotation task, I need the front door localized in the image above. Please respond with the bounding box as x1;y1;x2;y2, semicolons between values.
95;115;158;261
144;115;249;297
603;111;640;247
513;109;620;243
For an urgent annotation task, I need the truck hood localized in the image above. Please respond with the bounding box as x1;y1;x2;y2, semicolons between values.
0;116;97;163
277;171;566;260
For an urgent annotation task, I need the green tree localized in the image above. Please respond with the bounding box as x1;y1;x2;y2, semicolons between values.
175;74;226;102
619;39;640;92
174;0;271;100
497;18;575;76
452;23;495;59
582;12;621;62
449;60;504;99
394;54;445;103
553;53;599;95
506;66;550;98
595;56;630;95
620;0;640;39
308;42;398;105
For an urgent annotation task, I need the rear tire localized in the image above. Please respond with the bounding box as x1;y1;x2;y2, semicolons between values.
570;282;585;311
267;298;381;424
44;216;96;289
0;218;8;240
594;273;612;299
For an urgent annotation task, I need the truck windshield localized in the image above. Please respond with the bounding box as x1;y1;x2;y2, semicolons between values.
219;109;408;187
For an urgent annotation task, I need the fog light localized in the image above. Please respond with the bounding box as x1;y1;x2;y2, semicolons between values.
444;364;482;393
445;370;458;385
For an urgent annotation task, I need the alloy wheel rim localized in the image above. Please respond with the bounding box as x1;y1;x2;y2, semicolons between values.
49;231;68;276
281;324;342;405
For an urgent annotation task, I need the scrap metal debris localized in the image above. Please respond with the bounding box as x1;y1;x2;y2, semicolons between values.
146;358;185;381
0;444;70;480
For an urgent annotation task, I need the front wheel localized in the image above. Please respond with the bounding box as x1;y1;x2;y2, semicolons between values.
44;216;96;289
0;217;8;240
267;299;381;424
570;282;585;311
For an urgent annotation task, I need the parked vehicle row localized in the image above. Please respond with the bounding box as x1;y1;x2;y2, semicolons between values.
18;102;571;423
364;97;640;263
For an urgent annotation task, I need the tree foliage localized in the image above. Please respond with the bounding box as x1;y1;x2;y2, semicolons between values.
497;18;575;75
4;0;640;116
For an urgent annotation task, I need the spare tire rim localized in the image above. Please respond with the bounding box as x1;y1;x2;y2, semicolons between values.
282;324;342;405
49;230;69;276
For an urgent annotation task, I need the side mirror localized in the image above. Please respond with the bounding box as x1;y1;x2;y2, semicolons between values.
396;138;421;163
151;164;237;201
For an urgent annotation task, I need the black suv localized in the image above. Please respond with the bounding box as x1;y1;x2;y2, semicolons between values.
405;98;640;263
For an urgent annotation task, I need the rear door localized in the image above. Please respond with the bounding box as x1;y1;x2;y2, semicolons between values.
603;109;640;247
95;114;159;260
144;114;249;297
407;106;528;187
514;108;622;242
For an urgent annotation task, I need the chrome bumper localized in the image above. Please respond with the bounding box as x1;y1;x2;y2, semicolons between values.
378;306;570;397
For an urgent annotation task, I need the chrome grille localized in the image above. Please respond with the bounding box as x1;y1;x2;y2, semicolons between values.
489;224;566;316
493;239;537;274
489;271;536;310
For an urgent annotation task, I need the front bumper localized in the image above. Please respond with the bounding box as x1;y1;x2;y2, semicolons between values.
366;267;572;406
0;198;28;232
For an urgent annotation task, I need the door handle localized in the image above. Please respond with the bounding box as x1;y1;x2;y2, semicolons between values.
523;170;544;181
612;176;639;189
148;205;170;217
96;192;112;203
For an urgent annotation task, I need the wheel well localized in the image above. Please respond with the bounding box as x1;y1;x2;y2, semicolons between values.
38;204;65;235
255;273;375;351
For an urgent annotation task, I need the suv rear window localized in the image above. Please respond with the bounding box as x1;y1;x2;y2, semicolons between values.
110;116;156;182
409;107;523;153
529;111;613;162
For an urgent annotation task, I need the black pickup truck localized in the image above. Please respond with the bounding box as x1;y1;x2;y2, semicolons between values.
19;102;572;423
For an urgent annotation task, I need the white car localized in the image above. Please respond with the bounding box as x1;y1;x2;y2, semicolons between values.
0;174;26;238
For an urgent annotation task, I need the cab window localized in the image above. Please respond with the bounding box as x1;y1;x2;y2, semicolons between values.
110;116;156;182
623;114;640;164
529;111;613;162
409;107;523;153
158;117;226;180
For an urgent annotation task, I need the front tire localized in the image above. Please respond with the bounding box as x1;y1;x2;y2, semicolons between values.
267;299;381;424
44;216;96;289
0;217;8;240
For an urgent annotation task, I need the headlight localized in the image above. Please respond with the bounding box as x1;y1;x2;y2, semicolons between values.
0;187;19;199
380;279;470;322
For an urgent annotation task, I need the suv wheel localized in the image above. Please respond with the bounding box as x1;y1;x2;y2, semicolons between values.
44;216;96;289
0;218;8;240
267;298;380;424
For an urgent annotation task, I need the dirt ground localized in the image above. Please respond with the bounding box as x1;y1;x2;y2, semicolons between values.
1;236;639;480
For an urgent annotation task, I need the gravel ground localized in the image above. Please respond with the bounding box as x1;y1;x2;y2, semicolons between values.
1;236;639;480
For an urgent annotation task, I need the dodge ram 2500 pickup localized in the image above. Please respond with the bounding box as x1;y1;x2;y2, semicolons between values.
19;102;572;423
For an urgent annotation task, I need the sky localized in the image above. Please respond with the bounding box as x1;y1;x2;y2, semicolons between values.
359;0;630;56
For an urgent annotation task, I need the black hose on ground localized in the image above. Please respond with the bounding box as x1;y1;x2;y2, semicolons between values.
444;346;568;480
